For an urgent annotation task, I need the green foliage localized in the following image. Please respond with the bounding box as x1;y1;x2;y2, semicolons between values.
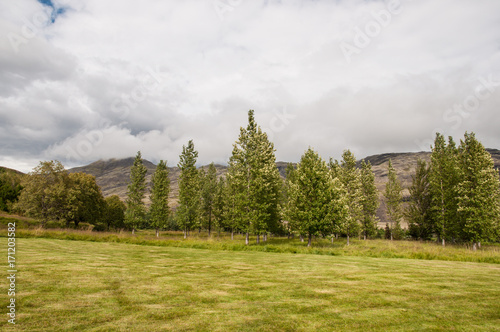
287;148;349;246
200;163;217;236
102;195;126;231
406;159;433;240
66;172;105;228
125;151;148;233
15;160;69;227
0;168;22;212
457;132;500;245
227;110;282;243
177;140;201;237
149;160;170;237
337;150;362;240
429;134;460;244
384;159;403;240
360;160;379;239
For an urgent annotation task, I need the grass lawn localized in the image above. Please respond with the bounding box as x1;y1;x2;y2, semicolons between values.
1;238;499;331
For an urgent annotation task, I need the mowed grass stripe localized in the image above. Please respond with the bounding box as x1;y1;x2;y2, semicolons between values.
2;238;499;331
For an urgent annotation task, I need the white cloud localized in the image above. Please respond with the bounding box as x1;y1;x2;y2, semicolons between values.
1;0;500;172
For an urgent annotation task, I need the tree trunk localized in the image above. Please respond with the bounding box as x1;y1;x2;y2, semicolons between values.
257;234;260;244
442;238;445;247
331;236;334;244
156;228;159;238
245;232;249;245
132;228;135;235
288;233;290;239
364;234;366;240
300;234;304;242
307;233;312;247
231;230;234;241
184;229;187;239
472;242;477;251
347;234;350;246
478;242;481;249
390;231;393;241
264;234;267;242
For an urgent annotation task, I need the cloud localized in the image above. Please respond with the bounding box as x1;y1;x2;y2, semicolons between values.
1;0;500;173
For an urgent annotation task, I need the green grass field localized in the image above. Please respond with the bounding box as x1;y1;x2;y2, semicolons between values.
2;237;500;331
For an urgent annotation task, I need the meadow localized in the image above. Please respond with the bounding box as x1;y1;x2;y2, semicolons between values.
1;235;499;331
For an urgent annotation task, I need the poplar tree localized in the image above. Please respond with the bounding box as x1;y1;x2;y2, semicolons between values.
177;140;200;238
227;110;281;244
457;132;500;249
429;134;460;246
287;148;348;247
338;150;362;244
212;176;227;238
384;159;403;240
149;160;170;238
200;163;218;236
125;151;147;235
406;159;433;240
360;160;379;240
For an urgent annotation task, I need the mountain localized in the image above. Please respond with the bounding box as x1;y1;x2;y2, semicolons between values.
62;148;500;226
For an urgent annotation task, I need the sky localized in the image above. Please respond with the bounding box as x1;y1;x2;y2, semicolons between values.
1;0;500;172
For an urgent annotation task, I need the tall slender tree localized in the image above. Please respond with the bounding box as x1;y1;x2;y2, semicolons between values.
384;159;403;240
200;163;218;236
429;134;460;246
125;151;148;235
360;160;379;240
227;110;281;244
212;176;227;238
177;140;200;238
149;160;170;238
406;159;433;240
287;148;348;247
457;132;500;249
338;150;362;245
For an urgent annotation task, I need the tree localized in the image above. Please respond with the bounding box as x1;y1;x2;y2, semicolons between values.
384;159;403;240
177;140;200;238
457;132;500;249
66;172;105;228
212;176;227;238
429;134;460;246
227;110;282;244
0;168;22;212
406;159;433;240
282;163;297;237
125;151;148;235
337;150;362;245
287;148;347;247
200;163;217;236
102;195;126;231
149;160;170;237
15;160;69;228
360;160;379;240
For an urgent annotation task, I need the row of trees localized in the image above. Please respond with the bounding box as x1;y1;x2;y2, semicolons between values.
124;111;379;246
405;133;500;248
12;110;499;248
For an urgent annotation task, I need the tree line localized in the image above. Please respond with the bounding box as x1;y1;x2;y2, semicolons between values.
10;111;500;248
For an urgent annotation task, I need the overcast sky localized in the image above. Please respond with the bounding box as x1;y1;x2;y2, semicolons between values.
1;0;500;172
